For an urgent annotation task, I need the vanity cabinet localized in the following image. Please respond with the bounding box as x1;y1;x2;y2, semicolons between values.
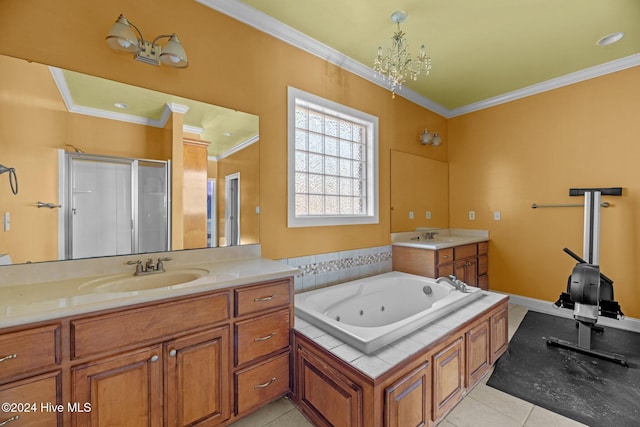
0;276;294;427
392;241;489;289
0;324;63;426
233;281;293;418
490;306;509;364
465;319;490;388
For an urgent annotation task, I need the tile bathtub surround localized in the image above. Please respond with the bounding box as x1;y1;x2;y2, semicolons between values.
294;291;507;379
279;245;393;293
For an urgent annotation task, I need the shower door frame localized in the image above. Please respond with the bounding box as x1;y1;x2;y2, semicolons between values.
58;150;171;260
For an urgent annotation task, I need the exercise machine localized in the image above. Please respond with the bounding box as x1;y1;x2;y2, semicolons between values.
547;187;627;367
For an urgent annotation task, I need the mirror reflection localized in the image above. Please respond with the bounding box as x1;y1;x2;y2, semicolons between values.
0;54;260;265
390;150;449;232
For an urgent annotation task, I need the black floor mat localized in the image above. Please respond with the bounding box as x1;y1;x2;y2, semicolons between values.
486;310;640;427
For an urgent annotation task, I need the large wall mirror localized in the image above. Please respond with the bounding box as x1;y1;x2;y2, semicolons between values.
0;54;260;266
390;150;449;232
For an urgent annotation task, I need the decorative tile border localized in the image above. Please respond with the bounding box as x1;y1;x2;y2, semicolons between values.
278;245;392;293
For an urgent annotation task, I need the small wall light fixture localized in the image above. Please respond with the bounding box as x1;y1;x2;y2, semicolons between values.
420;129;442;146
106;14;189;68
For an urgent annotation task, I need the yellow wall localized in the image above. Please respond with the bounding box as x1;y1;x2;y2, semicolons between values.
449;67;640;318
0;0;446;261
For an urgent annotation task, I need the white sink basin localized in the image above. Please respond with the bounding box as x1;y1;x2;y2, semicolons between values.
79;268;210;293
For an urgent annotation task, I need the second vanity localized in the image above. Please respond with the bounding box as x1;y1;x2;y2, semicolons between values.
0;245;297;426
391;229;489;290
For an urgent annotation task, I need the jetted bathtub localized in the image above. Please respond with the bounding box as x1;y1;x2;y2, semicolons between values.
295;271;483;353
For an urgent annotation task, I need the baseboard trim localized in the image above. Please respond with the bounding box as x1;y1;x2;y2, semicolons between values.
503;293;640;334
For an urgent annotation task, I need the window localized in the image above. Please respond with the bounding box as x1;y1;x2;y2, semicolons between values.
288;87;378;227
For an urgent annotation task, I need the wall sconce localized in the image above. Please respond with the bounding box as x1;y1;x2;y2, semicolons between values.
106;14;189;68
420;129;442;146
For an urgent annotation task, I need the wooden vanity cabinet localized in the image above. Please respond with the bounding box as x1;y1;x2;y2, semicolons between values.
0;276;294;427
0;324;63;426
384;362;431;427
432;337;465;420
233;280;293;418
393;241;489;289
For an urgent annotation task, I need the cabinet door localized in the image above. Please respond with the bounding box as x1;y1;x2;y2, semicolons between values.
490;307;509;364
384;361;431;427
0;371;62;426
465;258;478;287
295;345;363;427
72;345;162;427
165;326;230;426
432;337;464;421
465;320;490;388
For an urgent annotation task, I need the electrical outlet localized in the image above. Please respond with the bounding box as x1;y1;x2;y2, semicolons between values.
468;210;476;220
409;211;414;219
426;211;431;219
494;210;501;221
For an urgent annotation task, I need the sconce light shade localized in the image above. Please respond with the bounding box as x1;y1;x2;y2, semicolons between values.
106;15;140;53
420;129;433;145
431;133;442;146
159;34;189;68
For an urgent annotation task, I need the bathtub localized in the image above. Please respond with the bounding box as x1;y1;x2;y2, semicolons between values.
294;271;483;354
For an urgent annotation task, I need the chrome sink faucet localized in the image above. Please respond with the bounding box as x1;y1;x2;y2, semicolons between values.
422;231;439;240
125;257;172;275
436;275;469;293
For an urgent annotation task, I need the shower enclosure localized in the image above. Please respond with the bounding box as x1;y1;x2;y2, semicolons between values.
59;152;170;260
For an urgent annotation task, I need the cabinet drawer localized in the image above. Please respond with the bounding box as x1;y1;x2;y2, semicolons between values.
436;248;454;266
0;324;61;382
454;244;477;260
235;352;290;415
478;255;488;275
436;263;454;278
478;241;488;255
236;310;290;366
0;371;62;426
235;280;291;317
71;292;229;359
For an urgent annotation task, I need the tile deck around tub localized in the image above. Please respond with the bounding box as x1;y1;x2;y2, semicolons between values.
293;290;508;379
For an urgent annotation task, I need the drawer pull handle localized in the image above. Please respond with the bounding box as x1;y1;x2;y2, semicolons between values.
254;377;277;389
254;332;277;342
254;295;276;302
442;255;450;259
150;355;159;363
0;353;17;363
0;415;19;426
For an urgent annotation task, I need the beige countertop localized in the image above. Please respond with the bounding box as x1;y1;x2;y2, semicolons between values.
391;228;489;250
0;256;298;329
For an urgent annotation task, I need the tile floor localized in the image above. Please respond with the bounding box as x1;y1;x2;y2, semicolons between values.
230;304;587;427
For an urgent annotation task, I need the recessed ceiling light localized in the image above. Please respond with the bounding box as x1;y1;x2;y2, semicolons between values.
113;102;128;109
223;132;233;137
597;32;624;46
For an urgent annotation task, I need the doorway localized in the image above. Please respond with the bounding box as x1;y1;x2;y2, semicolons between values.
224;173;240;246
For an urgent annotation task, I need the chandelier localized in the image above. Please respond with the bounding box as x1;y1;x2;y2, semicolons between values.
373;11;431;98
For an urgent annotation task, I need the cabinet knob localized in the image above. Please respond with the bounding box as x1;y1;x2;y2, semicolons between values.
150;355;159;363
0;353;17;363
169;349;177;357
0;415;19;426
253;377;277;389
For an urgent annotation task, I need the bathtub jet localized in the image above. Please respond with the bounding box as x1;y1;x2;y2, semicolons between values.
295;271;484;354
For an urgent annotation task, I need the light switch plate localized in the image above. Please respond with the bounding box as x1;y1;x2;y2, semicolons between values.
494;211;501;220
409;211;414;219
426;211;431;219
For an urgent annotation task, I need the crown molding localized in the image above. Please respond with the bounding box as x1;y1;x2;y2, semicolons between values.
50;68;201;134
209;134;259;161
448;53;640;117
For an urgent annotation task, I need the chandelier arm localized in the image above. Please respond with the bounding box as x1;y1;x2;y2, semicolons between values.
152;34;174;45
